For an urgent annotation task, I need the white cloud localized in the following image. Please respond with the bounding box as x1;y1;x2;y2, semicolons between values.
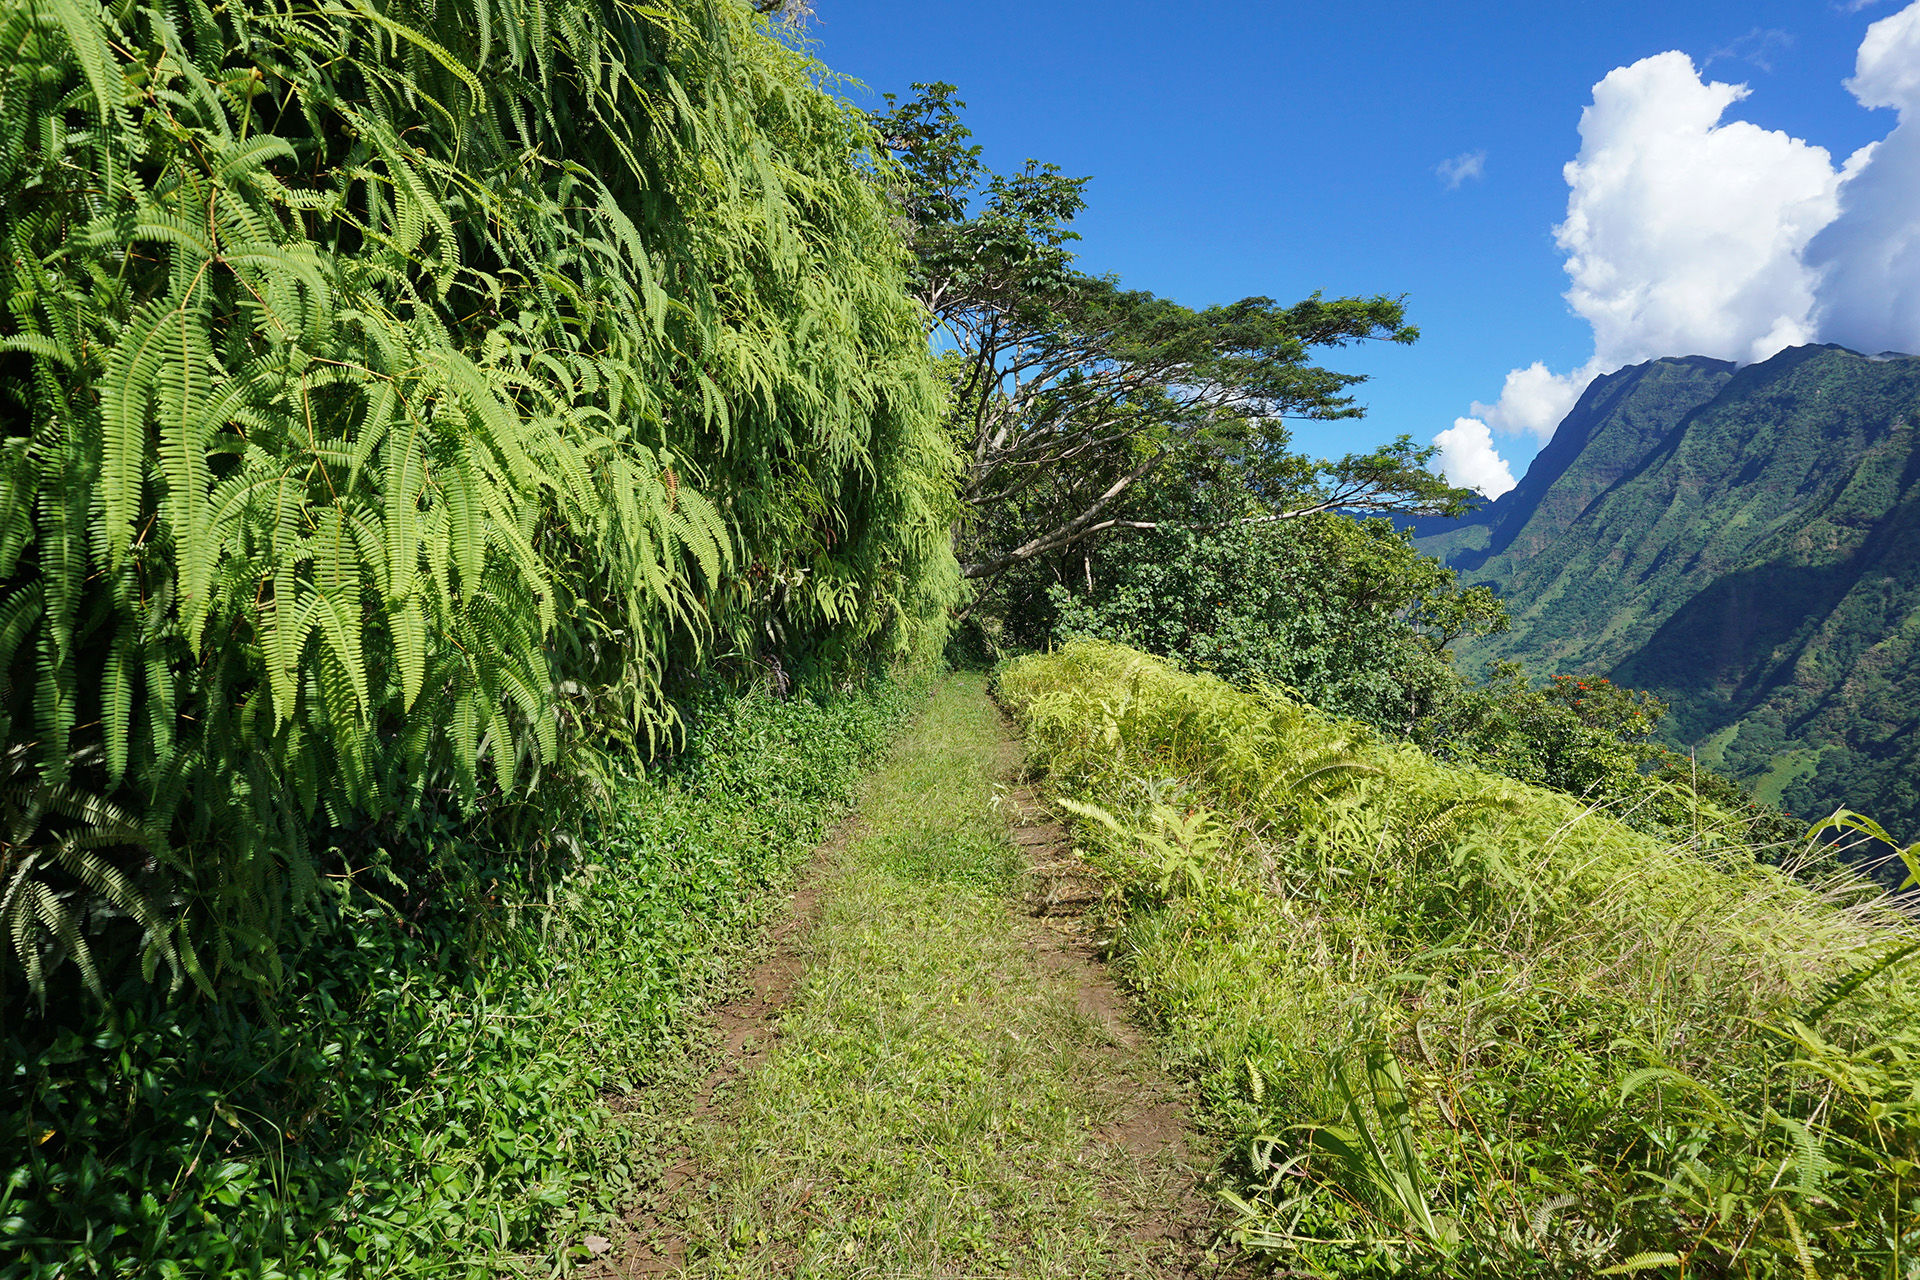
1853;1;1920;106
1559;52;1841;370
1449;5;1920;480
1436;150;1487;189
1470;359;1600;441
1707;28;1795;73
1433;417;1517;498
1456;48;1850;459
1808;3;1920;354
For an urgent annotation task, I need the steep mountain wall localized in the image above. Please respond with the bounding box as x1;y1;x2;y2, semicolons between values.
1413;355;1734;572
1419;345;1920;837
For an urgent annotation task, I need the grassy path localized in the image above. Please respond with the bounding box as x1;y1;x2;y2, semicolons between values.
631;674;1210;1278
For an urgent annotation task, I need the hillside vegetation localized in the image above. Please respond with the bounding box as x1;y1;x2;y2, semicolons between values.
1409;355;1734;573
6;677;921;1275
1418;344;1920;845
0;0;964;1271
1003;640;1920;1279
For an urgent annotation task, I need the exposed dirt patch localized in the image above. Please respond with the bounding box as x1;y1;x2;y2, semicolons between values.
1002;781;1220;1262
581;819;863;1279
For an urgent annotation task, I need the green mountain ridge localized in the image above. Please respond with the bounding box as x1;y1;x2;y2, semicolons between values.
1417;343;1920;842
1412;353;1737;572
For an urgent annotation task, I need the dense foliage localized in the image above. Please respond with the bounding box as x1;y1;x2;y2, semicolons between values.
0;0;957;998
1004;641;1920;1279
1409;665;1808;851
1047;514;1502;731
1033;504;1793;848
4;674;919;1277
1418;344;1920;847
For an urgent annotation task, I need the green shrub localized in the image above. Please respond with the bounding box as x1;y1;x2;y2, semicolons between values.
1002;641;1920;1279
1048;515;1501;733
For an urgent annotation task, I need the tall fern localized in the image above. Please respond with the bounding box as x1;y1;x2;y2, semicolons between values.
0;0;957;1001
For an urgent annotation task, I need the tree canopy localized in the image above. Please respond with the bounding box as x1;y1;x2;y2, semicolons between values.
870;84;1469;593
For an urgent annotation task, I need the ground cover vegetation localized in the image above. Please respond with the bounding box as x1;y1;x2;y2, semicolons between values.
7;678;919;1276
0;0;964;1271
670;675;1200;1279
1003;640;1920;1279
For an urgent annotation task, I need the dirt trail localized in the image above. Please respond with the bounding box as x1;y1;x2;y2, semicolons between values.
585;677;1226;1278
1002;778;1214;1257
583;821;861;1278
616;885;819;1272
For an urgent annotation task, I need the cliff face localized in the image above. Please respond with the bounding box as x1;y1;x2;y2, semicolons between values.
1418;345;1920;838
1414;354;1735;573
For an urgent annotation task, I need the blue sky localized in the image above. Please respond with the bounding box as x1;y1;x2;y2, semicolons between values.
799;1;1920;487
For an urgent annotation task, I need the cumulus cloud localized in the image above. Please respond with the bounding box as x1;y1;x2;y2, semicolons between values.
1433;417;1517;498
1560;52;1841;370
1436;150;1487;189
1855;0;1920;104
1446;5;1920;480
1457;48;1852;455
1470;360;1597;441
1808;3;1920;354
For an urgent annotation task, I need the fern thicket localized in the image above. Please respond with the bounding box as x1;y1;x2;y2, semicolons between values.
0;0;957;999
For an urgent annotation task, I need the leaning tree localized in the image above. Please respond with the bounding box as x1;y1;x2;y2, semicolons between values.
869;85;1469;602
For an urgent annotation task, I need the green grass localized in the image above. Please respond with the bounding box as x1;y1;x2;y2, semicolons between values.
671;674;1201;1279
1752;746;1827;808
1001;641;1920;1280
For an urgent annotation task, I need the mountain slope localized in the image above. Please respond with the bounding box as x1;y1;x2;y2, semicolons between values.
1413;354;1734;572
1419;344;1920;838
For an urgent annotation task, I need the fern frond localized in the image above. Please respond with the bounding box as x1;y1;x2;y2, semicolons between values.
0;0;959;1002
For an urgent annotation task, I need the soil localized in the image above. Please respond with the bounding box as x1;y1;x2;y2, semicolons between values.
1004;780;1217;1261
580;820;861;1279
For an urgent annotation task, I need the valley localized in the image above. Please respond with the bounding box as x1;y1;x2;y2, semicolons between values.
1415;343;1920;842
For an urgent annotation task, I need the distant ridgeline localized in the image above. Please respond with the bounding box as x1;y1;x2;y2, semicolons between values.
1414;344;1920;844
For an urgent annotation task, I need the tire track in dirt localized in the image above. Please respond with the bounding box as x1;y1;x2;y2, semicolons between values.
582;819;862;1278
